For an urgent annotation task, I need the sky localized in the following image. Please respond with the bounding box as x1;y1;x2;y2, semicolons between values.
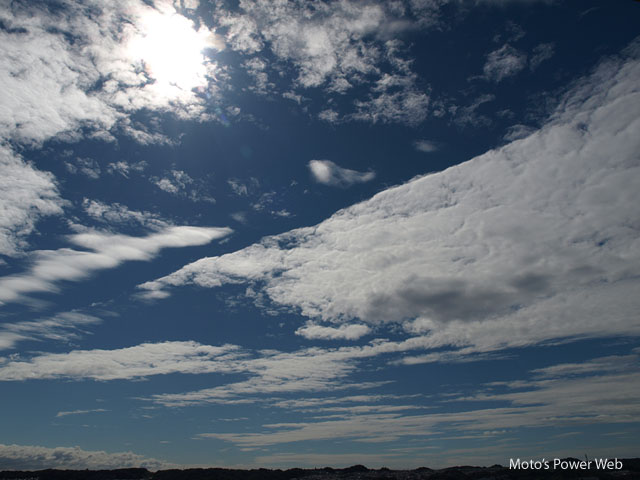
0;0;639;471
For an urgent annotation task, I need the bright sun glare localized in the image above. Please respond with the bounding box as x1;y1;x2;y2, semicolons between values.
129;12;217;95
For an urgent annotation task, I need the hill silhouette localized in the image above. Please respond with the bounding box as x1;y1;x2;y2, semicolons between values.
1;458;640;480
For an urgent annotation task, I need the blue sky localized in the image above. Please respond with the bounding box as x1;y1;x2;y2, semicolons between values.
0;0;639;471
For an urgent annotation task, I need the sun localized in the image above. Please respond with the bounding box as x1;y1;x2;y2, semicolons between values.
128;11;218;96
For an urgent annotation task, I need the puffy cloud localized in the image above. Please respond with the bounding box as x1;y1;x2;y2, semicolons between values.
0;444;169;470
0;146;65;256
482;44;527;82
0;1;220;145
352;88;430;125
82;198;170;230
140;43;640;359
0;226;231;304
0;0;221;255
243;57;272;94
152;170;215;203
308;160;375;187
215;1;432;125
219;0;385;88
318;109;341;123
296;323;371;340
106;160;147;178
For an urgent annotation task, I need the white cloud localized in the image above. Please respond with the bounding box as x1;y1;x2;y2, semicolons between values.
482;44;527;82
449;93;495;127
0;1;220;146
140;43;640;359
296;323;371;340
530;353;639;379
0;311;102;351
231;212;248;224
308;160;375;187
251;191;276;211
56;408;108;418
0;1;221;256
243;57;272;94
221;0;385;89
0;6;118;145
82;198;170;230
272;209;292;218
502;123;536;141
0;146;66;256
530;42;555;70
64;157;101;179
154;178;181;194
0;338;391;408
106;160;147;178
152;170;215;203
0;341;242;381
196;351;640;450
0;443;169;470
318;109;341;123
0;226;231;304
227;179;250;196
414;139;439;153
352;88;430;125
148;346;377;408
216;1;432;125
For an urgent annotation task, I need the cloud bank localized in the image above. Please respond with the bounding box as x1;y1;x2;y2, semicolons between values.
140;42;640;359
0;444;169;470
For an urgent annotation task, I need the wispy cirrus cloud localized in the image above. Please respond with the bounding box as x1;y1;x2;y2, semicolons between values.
0;311;102;351
196;350;640;449
56;408;108;418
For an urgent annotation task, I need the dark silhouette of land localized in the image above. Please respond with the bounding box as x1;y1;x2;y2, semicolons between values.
2;459;639;480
